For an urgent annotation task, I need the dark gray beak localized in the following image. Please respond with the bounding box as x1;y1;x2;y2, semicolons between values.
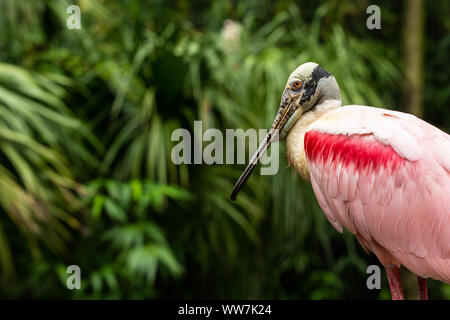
230;91;295;200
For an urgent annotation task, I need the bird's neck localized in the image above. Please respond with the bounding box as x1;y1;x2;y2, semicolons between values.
286;99;341;180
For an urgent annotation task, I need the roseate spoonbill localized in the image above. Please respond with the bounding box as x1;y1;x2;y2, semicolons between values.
231;62;450;300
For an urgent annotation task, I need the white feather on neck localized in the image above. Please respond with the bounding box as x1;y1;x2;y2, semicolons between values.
286;99;341;180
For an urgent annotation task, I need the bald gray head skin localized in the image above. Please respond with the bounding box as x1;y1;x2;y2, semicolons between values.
230;62;341;200
276;62;341;139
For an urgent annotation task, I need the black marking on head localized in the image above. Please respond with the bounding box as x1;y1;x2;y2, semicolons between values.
300;66;331;105
311;65;331;81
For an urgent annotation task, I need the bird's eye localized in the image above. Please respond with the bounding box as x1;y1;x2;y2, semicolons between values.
292;81;302;89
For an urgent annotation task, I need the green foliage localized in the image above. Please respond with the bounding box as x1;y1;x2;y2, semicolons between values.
0;0;448;299
0;62;97;285
64;180;189;299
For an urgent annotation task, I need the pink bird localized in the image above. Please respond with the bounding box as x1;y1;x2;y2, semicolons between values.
231;62;450;300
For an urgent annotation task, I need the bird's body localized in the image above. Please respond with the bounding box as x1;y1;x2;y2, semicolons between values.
231;62;450;299
287;105;450;284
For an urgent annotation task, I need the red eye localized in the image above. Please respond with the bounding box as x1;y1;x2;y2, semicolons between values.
293;81;302;88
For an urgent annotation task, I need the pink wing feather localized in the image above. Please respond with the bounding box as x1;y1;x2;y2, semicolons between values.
305;106;450;283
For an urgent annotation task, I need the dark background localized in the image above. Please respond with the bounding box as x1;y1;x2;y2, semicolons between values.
0;0;448;299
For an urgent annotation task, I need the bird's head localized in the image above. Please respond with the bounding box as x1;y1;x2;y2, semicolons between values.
230;62;340;200
274;62;340;140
